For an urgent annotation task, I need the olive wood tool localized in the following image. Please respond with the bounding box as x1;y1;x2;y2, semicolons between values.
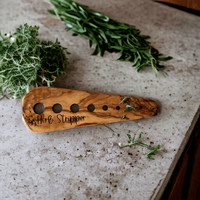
22;87;157;133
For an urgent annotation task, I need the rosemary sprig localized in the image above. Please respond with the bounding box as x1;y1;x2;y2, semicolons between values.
48;0;172;76
119;132;160;159
120;96;136;120
0;24;69;99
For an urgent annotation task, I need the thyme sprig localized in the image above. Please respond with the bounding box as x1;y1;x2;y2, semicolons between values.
48;0;172;76
0;24;69;99
120;96;136;120
119;132;160;159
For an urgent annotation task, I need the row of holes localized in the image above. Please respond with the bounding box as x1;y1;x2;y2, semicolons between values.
33;103;121;114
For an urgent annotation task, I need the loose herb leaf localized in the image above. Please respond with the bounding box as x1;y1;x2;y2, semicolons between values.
144;145;161;159
48;0;172;76
120;96;130;105
119;132;160;159
121;115;126;120
123;106;132;112
120;96;136;119
76;155;83;158
0;24;69;99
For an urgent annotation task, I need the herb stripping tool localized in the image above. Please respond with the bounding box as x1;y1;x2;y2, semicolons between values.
22;87;157;133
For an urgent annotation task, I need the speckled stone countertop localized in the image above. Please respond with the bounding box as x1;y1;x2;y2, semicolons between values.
0;0;199;199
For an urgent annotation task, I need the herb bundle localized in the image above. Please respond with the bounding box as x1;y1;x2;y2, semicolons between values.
48;0;172;76
119;132;160;159
0;24;69;99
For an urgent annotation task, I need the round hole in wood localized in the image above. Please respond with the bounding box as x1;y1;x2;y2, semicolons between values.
52;104;62;113
116;106;120;110
33;103;45;114
70;104;79;113
87;104;95;112
102;105;108;111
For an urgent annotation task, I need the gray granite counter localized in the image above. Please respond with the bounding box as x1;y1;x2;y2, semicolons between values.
0;0;200;199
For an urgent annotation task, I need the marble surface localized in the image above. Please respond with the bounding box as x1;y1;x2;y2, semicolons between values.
0;0;200;199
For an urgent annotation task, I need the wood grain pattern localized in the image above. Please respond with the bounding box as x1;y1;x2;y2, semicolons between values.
22;87;158;133
155;0;200;11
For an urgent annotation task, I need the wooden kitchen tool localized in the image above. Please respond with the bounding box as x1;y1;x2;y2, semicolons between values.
155;0;200;11
22;87;158;133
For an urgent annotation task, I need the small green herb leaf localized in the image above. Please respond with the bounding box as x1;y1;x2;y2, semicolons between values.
121;115;125;120
120;96;130;105
144;145;160;159
76;155;83;158
120;96;136;119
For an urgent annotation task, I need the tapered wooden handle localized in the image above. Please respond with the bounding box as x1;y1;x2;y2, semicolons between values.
22;87;157;133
